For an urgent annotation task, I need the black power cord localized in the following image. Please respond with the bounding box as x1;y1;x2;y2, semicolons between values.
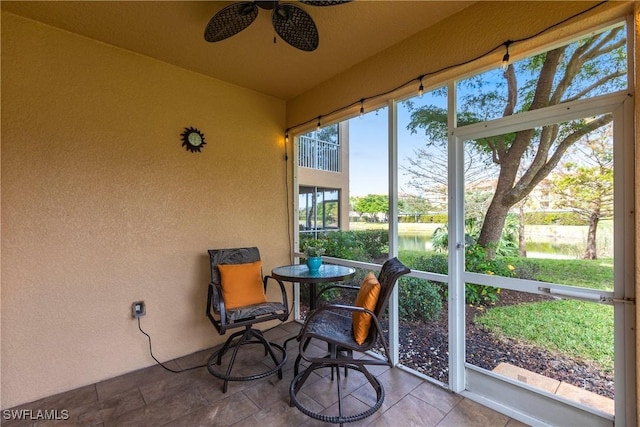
137;317;206;373
137;314;295;373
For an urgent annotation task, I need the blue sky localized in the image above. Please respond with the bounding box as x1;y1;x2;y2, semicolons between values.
348;91;446;196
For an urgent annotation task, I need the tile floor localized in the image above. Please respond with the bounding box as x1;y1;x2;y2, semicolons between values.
3;322;528;427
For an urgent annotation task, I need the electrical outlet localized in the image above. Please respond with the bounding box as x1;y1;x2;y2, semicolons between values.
132;301;146;318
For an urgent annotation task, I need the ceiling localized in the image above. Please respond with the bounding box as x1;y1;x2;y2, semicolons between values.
2;1;474;100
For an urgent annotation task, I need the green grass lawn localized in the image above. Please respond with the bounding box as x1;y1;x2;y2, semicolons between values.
503;256;614;291
398;250;615;372
475;299;614;372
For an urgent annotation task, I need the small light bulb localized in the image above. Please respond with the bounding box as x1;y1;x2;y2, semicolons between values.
418;76;424;97
501;41;512;71
285;131;289;144
317;116;321;131
501;52;510;71
359;99;365;118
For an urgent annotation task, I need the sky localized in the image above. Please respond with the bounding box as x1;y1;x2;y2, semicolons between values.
348;90;447;197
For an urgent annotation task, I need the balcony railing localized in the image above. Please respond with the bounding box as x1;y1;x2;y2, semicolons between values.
298;136;340;172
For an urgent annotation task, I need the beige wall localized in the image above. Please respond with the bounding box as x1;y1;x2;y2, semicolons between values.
287;0;638;419
297;121;350;231
1;13;290;408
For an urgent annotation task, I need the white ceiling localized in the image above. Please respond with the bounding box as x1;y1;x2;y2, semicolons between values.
2;1;475;100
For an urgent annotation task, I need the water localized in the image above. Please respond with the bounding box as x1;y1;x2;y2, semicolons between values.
398;231;433;252
397;229;594;258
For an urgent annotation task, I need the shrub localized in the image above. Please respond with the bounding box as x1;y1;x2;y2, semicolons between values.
353;229;388;259
413;254;448;276
464;244;515;305
301;230;387;262
398;276;442;321
524;211;587;226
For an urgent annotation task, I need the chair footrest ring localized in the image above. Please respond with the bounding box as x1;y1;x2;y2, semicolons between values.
289;363;384;425
207;341;287;382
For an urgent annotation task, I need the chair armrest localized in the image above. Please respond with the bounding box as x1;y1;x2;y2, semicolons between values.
314;284;359;308
299;303;388;357
263;275;289;313
304;302;373;320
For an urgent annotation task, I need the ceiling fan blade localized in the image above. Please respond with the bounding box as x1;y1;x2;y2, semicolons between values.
204;2;259;42
300;1;351;6
272;4;319;52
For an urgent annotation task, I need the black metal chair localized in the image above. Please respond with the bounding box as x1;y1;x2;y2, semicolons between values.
206;247;289;392
289;257;410;425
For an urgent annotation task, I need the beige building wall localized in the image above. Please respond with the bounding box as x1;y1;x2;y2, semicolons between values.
297;121;350;231
1;12;290;408
287;0;638;419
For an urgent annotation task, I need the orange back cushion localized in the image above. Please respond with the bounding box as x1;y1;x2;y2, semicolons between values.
218;261;267;309
352;272;381;345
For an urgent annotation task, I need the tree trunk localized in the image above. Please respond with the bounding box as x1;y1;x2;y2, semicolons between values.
518;203;527;257
584;213;599;260
477;196;511;258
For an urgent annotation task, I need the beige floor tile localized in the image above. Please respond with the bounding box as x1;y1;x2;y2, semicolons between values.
409;381;462;413
295;367;370;408
3;325;525;427
351;367;423;412
437;398;510;427
166;393;259;427
241;371;293;410
108;388;208;427
322;394;374;420
162;392;260;427
368;394;446;427
12;384;98;414
35;388;145;427
231;397;322;427
173;348;213;370
96;362;180;400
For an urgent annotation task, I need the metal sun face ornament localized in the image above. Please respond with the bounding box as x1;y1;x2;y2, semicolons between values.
181;127;206;153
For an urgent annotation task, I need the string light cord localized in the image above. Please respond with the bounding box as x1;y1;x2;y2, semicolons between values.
284;1;607;136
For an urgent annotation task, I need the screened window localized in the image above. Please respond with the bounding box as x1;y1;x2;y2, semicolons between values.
299;186;340;234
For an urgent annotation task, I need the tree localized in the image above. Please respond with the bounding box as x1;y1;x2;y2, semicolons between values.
405;26;626;257
352;194;389;222
402;141;492;213
550;128;614;259
398;194;434;221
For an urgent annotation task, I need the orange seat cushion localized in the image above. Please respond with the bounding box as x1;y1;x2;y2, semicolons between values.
218;261;267;309
352;272;381;345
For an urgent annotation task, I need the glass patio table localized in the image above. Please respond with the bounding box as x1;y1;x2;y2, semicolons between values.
271;263;356;311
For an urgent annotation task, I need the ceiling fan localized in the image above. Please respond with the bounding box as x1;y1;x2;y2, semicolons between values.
204;1;350;52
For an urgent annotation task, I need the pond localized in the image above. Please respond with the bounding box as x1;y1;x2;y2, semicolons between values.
397;224;613;259
398;230;434;252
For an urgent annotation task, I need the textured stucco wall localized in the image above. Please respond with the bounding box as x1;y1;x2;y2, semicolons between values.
1;12;289;408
